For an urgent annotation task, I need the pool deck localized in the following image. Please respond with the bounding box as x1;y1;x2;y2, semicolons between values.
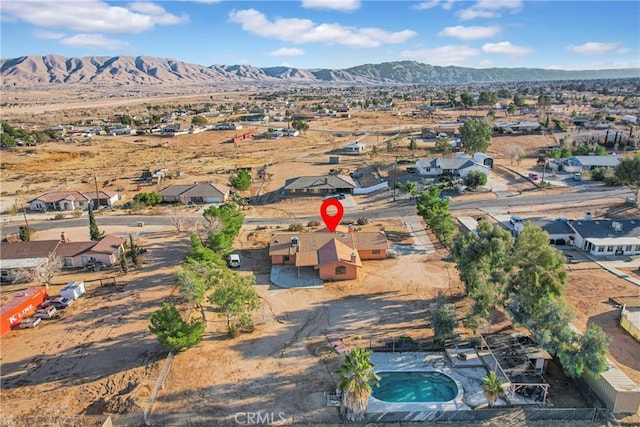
368;352;493;414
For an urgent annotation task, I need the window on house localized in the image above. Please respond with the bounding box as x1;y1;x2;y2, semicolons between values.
283;255;290;262
625;245;632;251
597;246;605;252
335;266;347;275
607;246;614;252
63;258;74;267
372;250;381;254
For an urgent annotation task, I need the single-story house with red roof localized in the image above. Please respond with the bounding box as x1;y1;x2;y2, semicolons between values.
269;228;387;281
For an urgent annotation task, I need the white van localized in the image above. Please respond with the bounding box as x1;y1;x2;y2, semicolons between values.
573;173;582;181
228;254;241;268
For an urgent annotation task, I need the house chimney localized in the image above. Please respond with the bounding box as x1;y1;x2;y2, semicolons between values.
291;236;299;247
60;231;69;243
350;252;357;262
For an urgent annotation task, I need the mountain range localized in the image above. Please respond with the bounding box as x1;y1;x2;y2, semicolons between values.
1;54;638;88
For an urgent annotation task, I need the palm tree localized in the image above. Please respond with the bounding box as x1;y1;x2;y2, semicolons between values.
336;348;380;421
482;370;505;407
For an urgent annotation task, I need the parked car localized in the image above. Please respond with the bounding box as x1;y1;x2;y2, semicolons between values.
510;215;523;225
573;173;582;181
406;167;417;174
43;297;74;310
14;317;41;329
227;254;241;268
528;172;540;180
34;306;57;319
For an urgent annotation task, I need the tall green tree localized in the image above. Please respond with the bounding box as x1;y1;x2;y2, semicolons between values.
435;137;453;157
454;222;609;378
292;120;309;133
459;119;492;154
120;246;129;274
209;273;259;337
203;203;244;253
452;222;514;326
336;348;380;422
460;92;475;109
482;371;505;407
429;292;458;345
129;234;140;266
464;170;488;188
149;301;205;351
88;205;104;241
229;170;251;191
416;186;456;246
614;153;640;204
478;91;498;106
18;225;35;241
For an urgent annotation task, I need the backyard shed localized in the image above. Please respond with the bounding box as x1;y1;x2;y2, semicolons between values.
60;280;86;300
583;359;640;414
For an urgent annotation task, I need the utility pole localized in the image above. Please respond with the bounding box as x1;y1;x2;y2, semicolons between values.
17;199;29;230
94;174;100;210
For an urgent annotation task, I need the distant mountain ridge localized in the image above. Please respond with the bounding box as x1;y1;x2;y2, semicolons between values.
1;54;638;88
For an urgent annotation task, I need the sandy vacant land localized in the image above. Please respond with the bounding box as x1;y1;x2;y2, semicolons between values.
1;103;640;425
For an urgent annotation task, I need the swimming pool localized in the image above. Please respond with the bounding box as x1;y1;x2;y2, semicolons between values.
372;371;459;403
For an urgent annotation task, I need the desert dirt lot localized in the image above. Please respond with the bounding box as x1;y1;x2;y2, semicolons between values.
1;101;640;425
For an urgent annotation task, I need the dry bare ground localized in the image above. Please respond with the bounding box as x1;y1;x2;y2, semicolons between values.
1;97;639;425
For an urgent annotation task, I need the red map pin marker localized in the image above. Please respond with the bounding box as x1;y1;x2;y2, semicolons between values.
320;198;344;233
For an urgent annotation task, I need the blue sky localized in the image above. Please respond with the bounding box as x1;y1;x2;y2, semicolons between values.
1;0;639;70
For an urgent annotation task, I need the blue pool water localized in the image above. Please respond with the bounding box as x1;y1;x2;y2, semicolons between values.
372;371;458;403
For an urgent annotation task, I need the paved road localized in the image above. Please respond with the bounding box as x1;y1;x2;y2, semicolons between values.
0;186;633;236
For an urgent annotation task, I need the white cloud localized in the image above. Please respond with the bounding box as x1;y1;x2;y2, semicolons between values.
438;25;500;40
32;29;65;40
414;0;455;10
474;0;522;11
617;48;631;55
188;0;222;3
457;0;522;20
413;1;439;10
301;0;360;12
400;45;480;66
566;42;621;55
1;0;187;34
228;9;416;48
457;8;497;20
268;47;305;57
60;34;130;50
482;41;531;56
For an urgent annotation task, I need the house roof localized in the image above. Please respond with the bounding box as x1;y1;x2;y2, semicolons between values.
317;239;362;267
0;240;61;260
269;231;387;257
90;235;126;254
158;184;195;197
568;219;640;239
182;182;230;198
30;191;89;203
530;219;576;235
416;158;479;171
569;155;621;167
284;175;356;191
55;242;96;257
30;190;117;203
159;183;230;198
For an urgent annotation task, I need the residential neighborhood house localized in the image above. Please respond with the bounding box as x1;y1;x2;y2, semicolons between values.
0;235;125;283
415;157;491;179
283;175;356;197
269;228;388;281
29;190;120;212
158;182;230;204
